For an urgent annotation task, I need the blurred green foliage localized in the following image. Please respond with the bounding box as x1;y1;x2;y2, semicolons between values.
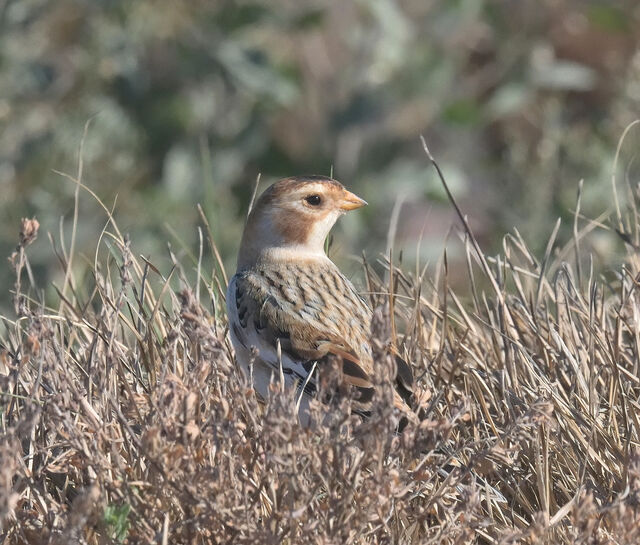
103;502;130;543
1;0;639;311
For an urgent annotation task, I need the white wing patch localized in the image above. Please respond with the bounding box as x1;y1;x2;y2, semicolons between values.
226;274;317;420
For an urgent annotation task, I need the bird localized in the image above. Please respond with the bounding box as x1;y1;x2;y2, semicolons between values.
224;176;508;504
226;175;415;427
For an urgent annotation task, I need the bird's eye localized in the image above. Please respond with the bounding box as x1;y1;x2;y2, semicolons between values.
305;195;322;206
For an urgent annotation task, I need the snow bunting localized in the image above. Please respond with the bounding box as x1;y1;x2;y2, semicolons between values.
226;175;414;426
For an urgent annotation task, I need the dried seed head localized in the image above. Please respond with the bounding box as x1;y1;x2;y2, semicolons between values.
19;217;40;247
24;334;40;357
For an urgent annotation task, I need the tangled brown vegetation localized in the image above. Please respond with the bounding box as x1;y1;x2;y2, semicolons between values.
2;150;640;544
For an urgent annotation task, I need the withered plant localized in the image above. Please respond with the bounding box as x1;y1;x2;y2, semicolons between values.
2;135;640;544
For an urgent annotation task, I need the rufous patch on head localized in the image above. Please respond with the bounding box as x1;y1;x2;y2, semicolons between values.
272;204;333;245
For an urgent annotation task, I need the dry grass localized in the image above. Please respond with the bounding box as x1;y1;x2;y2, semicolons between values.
2;145;640;544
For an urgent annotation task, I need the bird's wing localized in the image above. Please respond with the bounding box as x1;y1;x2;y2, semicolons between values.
228;262;411;414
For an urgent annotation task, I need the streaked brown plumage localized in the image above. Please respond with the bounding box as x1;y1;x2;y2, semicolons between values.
227;175;414;425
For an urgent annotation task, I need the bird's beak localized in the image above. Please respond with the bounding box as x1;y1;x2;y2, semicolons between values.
339;190;367;211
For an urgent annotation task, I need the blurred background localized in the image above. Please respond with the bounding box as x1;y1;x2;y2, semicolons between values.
1;0;640;312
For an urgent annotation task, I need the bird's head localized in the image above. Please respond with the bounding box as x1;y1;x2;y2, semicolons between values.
236;175;367;270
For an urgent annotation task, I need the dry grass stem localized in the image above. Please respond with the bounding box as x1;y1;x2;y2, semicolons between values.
2;142;640;543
